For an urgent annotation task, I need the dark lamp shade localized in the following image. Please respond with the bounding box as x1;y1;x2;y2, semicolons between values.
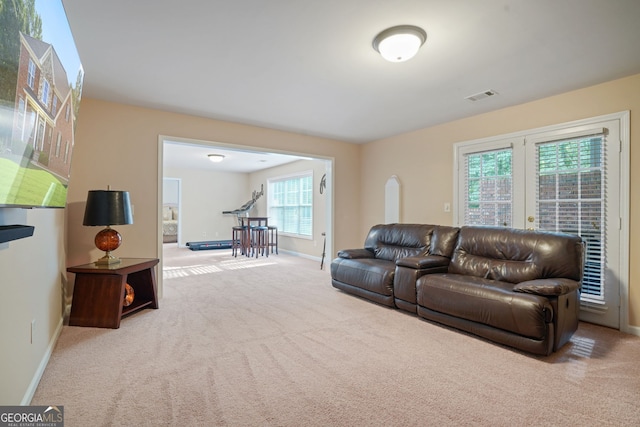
83;190;133;226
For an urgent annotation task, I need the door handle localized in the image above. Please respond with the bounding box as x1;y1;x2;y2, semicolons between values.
527;215;535;230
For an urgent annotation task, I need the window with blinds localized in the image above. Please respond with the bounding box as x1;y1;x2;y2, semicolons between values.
535;135;605;298
268;172;313;237
464;148;513;226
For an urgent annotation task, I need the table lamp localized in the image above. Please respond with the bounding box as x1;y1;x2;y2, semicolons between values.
83;187;133;265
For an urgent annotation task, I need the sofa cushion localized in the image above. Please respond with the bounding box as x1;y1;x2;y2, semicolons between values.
395;255;450;269
449;226;583;283
430;225;460;257
417;274;553;340
364;223;434;262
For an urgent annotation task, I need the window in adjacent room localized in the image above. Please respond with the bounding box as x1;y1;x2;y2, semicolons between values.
268;172;313;238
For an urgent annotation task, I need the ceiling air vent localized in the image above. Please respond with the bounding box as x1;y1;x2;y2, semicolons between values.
465;89;498;102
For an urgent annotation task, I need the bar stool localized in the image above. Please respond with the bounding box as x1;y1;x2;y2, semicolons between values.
267;226;278;254
250;225;269;257
231;226;246;257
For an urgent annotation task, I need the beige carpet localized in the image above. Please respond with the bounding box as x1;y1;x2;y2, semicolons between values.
33;246;640;426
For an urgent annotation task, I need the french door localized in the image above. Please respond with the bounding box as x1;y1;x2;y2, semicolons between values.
455;114;628;329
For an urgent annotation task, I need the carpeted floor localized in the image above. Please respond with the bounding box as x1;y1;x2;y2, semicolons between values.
32;246;640;426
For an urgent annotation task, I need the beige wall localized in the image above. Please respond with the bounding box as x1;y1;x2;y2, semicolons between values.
0;208;66;404
361;73;640;328
163;168;249;246
66;97;361;265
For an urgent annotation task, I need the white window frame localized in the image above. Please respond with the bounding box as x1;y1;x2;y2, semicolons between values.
41;79;50;106
27;59;36;88
267;171;313;239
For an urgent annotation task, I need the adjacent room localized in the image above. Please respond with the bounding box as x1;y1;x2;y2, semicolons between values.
2;0;640;425
161;138;332;260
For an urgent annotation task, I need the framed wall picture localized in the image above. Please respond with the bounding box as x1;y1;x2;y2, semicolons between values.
0;0;84;208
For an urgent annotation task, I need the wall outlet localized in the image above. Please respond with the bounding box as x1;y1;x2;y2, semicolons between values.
444;202;451;212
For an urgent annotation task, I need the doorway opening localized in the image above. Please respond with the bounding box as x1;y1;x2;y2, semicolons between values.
156;135;334;293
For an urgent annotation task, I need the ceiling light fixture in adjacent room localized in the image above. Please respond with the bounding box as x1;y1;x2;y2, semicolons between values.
373;25;427;63
465;89;499;102
208;154;225;163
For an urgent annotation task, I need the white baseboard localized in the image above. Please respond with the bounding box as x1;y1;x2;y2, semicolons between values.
279;249;323;263
21;317;63;405
625;324;640;337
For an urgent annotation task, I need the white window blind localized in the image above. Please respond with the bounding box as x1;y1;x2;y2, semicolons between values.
464;148;513;226
535;134;606;298
268;172;313;237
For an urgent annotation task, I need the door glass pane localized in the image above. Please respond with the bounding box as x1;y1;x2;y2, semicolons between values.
464;148;512;226
535;136;605;298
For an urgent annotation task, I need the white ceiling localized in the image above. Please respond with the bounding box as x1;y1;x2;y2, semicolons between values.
62;0;640;148
163;141;308;173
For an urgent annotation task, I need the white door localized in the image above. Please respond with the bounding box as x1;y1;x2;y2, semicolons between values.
455;114;627;329
524;119;621;328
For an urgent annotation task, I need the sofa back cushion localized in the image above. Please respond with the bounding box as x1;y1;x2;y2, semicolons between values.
364;224;434;261
430;225;460;257
449;226;583;283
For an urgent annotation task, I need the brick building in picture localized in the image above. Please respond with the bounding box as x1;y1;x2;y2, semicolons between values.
11;32;77;182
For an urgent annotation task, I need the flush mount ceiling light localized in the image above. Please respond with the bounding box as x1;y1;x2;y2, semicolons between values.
208;154;225;163
372;25;427;63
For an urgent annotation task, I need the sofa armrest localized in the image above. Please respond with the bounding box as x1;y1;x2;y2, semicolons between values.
513;278;581;296
395;255;450;269
337;248;375;259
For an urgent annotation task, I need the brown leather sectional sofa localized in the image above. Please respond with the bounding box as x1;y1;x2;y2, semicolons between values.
331;223;584;356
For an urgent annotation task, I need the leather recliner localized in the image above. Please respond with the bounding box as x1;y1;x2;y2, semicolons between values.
416;226;584;355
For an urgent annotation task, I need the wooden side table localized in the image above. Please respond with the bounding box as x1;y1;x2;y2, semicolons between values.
67;258;159;328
